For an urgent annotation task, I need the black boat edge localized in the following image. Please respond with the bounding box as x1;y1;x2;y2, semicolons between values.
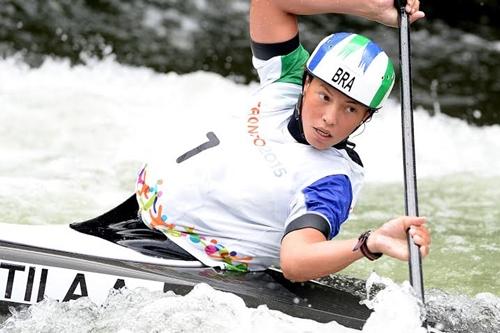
0;195;372;330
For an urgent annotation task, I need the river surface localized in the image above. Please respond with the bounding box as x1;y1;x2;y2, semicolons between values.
1;1;499;332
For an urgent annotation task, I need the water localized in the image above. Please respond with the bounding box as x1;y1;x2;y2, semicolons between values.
1;0;500;330
1;56;499;332
0;281;420;333
1;0;500;126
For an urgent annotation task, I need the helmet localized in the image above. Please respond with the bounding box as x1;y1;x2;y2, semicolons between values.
306;32;395;110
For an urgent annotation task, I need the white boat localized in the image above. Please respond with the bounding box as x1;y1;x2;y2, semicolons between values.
0;195;371;330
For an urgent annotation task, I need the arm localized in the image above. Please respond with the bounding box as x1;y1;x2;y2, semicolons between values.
280;216;430;281
250;0;425;43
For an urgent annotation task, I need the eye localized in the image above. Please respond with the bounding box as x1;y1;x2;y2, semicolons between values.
318;92;330;102
346;106;357;113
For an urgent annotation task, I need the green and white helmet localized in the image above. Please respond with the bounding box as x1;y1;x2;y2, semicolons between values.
306;32;395;110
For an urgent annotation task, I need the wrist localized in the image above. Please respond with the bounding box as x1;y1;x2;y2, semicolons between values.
366;230;379;254
352;230;383;261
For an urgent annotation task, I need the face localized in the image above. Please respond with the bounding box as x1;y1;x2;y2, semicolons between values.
301;77;370;150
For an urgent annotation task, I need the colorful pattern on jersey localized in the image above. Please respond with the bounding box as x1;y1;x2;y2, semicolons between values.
136;165;252;272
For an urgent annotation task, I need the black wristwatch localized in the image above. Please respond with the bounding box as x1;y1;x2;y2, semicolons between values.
352;230;383;261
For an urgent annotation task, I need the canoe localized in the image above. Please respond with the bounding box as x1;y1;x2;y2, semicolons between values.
0;195;371;330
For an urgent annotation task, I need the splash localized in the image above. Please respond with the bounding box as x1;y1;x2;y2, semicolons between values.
361;273;427;333
2;277;498;332
1;284;358;333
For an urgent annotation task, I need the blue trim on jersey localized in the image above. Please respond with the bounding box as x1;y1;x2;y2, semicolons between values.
308;32;350;71
302;174;353;239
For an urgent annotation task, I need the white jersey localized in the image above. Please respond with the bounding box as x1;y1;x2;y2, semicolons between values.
136;42;364;271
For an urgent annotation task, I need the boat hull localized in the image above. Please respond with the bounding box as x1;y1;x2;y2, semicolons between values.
0;196;371;329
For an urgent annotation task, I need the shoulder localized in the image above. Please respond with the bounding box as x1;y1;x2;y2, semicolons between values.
251;34;309;87
286;173;354;240
307;146;364;177
294;146;365;203
333;140;364;167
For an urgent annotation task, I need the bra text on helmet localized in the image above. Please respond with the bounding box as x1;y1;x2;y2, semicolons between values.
331;67;355;91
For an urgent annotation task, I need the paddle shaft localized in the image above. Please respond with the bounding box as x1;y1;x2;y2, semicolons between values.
396;1;425;303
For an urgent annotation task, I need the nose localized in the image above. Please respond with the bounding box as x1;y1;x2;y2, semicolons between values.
322;107;339;126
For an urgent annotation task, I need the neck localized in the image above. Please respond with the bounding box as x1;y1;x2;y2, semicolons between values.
288;100;309;145
287;95;309;145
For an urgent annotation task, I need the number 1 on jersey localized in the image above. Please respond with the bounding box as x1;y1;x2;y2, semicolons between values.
176;132;220;164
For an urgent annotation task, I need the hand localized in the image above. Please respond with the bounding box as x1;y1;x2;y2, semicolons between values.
371;0;425;27
367;216;431;260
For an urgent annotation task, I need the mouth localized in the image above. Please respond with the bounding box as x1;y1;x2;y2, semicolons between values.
313;127;332;138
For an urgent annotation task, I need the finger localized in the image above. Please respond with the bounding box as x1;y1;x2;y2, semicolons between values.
420;226;431;245
409;226;431;247
409;233;427;249
420;245;430;257
405;0;418;14
402;216;427;230
409;11;425;24
412;0;420;12
406;229;430;258
409;232;421;244
409;224;431;243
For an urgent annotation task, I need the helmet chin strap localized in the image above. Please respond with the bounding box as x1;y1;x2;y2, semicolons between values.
337;110;375;149
287;93;309;145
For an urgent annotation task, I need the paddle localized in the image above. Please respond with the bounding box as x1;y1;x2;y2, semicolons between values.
394;0;425;304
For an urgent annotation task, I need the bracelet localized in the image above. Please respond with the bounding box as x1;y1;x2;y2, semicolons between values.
352;230;383;261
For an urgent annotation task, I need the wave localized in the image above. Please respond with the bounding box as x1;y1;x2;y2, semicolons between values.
2;56;498;185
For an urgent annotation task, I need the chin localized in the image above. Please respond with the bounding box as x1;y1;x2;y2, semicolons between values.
305;134;328;150
317;144;332;150
310;141;331;150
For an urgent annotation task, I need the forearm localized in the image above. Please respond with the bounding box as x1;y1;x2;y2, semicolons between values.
250;0;382;43
251;0;421;41
281;235;364;282
250;0;395;44
268;0;383;21
280;216;431;281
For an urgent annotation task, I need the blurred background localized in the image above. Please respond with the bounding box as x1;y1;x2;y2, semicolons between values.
1;0;499;126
